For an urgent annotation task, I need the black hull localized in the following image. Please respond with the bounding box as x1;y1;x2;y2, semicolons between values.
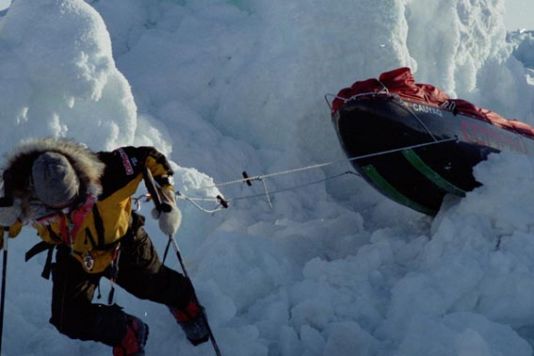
333;94;534;215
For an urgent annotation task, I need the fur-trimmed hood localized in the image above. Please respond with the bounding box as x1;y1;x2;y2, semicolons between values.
2;137;105;199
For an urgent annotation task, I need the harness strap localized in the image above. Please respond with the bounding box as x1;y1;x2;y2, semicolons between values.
25;241;56;280
42;246;54;279
92;205;105;248
25;241;53;262
107;244;121;305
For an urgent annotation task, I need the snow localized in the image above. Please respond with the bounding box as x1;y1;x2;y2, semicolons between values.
1;0;534;355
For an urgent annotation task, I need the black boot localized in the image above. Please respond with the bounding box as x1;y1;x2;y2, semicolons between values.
169;300;210;346
113;314;149;356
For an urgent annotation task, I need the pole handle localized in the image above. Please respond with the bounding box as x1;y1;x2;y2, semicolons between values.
143;168;172;213
0;197;13;208
2;227;8;251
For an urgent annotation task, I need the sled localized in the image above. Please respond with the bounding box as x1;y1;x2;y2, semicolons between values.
330;67;534;215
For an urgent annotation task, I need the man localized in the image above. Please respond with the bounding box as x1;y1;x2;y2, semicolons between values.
0;137;210;355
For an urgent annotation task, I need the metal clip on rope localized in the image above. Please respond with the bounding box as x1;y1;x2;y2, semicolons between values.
242;171;273;208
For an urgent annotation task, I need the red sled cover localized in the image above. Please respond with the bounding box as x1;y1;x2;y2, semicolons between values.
332;67;534;138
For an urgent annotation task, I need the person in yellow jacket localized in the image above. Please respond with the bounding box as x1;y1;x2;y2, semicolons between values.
0;137;209;355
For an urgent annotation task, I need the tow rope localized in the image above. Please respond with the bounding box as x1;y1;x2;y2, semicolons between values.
134;137;457;213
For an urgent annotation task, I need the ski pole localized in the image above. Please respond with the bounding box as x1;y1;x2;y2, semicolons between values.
167;234;222;356
143;169;222;356
0;226;9;354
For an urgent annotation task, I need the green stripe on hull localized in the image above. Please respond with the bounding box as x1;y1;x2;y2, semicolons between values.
362;165;435;215
402;149;466;197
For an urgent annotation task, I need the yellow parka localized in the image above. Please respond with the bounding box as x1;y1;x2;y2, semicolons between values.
1;138;176;273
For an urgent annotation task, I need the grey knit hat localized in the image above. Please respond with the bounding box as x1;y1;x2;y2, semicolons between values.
32;152;80;208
